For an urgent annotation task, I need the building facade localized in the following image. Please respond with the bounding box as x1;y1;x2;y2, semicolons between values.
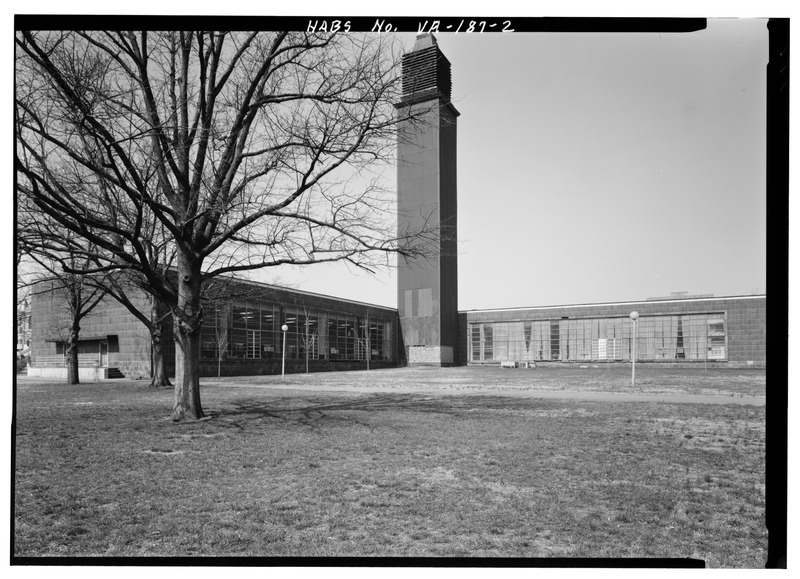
460;295;766;368
188;281;399;377
26;281;152;380
27;283;765;379
27;279;400;379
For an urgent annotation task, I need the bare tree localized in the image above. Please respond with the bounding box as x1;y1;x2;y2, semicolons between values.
26;246;109;385
94;194;177;387
299;306;317;374
101;276;174;387
19;200;111;384
352;314;371;371
213;306;229;378
20;182;177;387
16;30;439;421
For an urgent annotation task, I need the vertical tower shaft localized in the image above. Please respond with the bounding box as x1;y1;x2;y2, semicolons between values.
395;34;459;366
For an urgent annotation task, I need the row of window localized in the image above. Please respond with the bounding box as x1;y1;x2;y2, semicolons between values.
200;302;395;362
470;314;727;362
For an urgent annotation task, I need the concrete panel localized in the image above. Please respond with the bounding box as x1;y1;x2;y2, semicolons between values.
418;288;433;317
403;289;414;318
27;366;107;380
408;345;454;367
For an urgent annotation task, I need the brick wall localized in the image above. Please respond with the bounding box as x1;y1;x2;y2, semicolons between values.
199;358;397;377
461;296;766;366
29;281;152;376
31;278;402;379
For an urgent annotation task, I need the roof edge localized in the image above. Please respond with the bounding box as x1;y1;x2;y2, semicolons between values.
459;294;767;315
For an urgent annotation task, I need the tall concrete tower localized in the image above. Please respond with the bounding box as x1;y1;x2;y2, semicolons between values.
395;34;459;366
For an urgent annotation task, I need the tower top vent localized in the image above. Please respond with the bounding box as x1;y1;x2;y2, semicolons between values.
399;33;453;107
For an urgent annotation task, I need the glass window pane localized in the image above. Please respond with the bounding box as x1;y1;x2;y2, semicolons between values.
483;325;493;360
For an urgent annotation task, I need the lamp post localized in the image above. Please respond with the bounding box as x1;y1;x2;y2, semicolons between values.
629;311;639;386
281;324;289;377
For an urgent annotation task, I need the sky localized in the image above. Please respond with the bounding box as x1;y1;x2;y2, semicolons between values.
5;11;773;316
274;18;769;310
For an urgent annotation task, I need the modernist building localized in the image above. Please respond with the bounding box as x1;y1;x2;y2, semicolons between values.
28;279;400;380
23;34;767;377
26;281;767;378
460;294;766;368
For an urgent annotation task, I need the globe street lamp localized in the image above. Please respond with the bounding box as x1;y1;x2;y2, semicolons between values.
629;311;639;386
281;324;289;377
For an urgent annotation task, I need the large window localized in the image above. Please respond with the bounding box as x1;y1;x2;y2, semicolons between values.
261;305;278;358
471;325;481;361
200;301;279;360
284;308;320;361
483;325;493;360
326;315;362;360
549;322;560;360
199;299;395;364
365;320;387;360
229;304;251;358
201;307;230;359
469;313;726;363
247;330;261;359
706;319;726;360
327;316;346;360
323;315;394;361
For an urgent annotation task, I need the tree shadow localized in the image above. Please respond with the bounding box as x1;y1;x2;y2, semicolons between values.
204;392;485;432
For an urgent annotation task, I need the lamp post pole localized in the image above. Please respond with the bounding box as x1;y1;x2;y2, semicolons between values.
630;311;639;386
281;324;289;378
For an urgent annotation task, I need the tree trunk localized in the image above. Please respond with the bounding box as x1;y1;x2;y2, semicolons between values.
65;333;79;385
150;301;172;388
150;326;171;388
170;253;205;421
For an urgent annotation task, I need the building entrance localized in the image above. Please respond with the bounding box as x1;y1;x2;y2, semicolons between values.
100;341;108;368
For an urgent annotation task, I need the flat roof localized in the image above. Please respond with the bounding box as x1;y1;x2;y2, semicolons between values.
219;275;398;313
460;294;766;315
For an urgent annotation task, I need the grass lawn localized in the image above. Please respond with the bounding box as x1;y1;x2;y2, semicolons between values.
13;368;767;566
214;365;768;399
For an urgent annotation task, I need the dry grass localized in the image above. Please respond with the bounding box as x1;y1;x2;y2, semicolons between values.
14;368;766;566
213;365;767;399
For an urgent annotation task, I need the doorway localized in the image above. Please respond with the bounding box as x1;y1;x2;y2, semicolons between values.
100;341;108;367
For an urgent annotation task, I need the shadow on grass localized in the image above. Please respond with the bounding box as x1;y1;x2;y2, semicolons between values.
207;392;509;432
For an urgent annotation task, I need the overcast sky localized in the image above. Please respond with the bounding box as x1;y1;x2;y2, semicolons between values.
275;19;768;310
